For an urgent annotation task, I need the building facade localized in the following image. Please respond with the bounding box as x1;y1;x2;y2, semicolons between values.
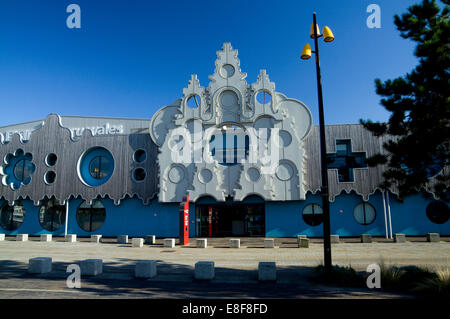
0;44;448;238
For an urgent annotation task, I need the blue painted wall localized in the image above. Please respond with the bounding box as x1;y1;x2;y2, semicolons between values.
265;191;449;237
0;197;191;238
389;192;450;235
0;191;448;237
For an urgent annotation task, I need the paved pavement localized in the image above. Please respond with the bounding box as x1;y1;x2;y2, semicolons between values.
0;236;448;298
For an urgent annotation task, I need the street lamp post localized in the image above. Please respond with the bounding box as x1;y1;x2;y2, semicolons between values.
301;12;335;272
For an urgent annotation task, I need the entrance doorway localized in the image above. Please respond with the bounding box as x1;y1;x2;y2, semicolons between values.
195;203;265;237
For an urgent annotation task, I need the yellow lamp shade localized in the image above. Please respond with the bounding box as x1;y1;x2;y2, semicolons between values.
301;43;312;60
322;26;334;42
310;22;321;38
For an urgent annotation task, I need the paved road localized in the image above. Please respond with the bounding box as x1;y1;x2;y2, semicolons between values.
0;236;448;298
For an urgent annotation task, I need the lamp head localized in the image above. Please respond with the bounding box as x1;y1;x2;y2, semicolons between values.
301;43;312;60
310;22;321;39
322;26;335;42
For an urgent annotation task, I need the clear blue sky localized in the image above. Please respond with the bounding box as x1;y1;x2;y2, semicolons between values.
0;0;420;127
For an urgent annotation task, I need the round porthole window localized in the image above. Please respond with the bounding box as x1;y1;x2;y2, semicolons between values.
0;201;26;231
45;153;57;167
44;171;56;184
302;203;323;226
76;199;106;232
133;149;147;163
220;64;235;78
78;147;114;187
39;199;66;231
426;200;449;224
133;168;146;182
256;91;272;104
354;202;376;226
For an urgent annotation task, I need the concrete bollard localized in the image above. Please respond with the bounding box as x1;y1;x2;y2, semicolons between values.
80;259;103;276
230;239;240;248
145;235;156;245
330;235;340;244
117;235;128;244
91;235;102;243
394;233;406;243
132;238;144;248
28;257;52;274
135;260;157;278
195;261;215;280
258;262;277;281
65;234;76;243
264;238;275;248
196;238;207;248
298;238;309;248
427;233;440;243
0;234;4;241
40;234;52;242
164;238;176;248
16;234;28;242
360;234;372;243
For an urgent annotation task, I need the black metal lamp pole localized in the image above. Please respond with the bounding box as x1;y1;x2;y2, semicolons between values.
312;12;332;271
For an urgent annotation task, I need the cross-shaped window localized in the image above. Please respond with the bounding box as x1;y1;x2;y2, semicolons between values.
326;139;367;182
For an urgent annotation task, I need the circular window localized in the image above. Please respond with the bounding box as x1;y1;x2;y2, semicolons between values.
187;94;201;108
76;199;106;232
133;168;146;182
302;203;323;226
13;158;35;182
256;91;272;104
220;64;235;78
354;202;376;225
0;201;26;231
44;171;56;184
39;199;66;231
276;162;294;181
198;168;213;184
78;147;114;187
168;165;185;184
133;149;147;163
246;167;261;182
279;130;292;147
45;153;57;166
426;200;449;224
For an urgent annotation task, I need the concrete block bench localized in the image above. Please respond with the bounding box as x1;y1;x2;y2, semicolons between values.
298;238;309;248
196;238;207;248
394;233;406;243
330;235;340;244
16;234;28;241
164;238;175;248
427;233;440;242
28;257;52;274
258;262;276;281
132;238;144;248
80;259;103;276
145;235;156;245
40;234;52;242
91;235;102;243
65;234;77;242
360;234;372;243
0;234;4;241
135;260;157;278
264;238;275;248
117;235;128;244
195;261;215;280
230;239;240;248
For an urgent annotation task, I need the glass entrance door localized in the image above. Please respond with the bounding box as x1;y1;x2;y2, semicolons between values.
195;203;265;237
